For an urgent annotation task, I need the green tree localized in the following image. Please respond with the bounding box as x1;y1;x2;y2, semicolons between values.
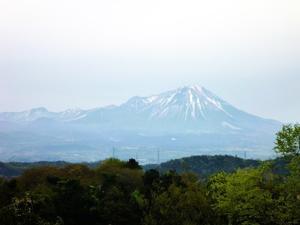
143;173;213;225
281;156;300;224
0;192;63;225
125;158;142;170
208;164;283;225
275;124;300;156
274;124;300;224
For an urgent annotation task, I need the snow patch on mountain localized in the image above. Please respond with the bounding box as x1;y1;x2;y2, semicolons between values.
59;108;87;121
0;107;87;122
222;121;241;130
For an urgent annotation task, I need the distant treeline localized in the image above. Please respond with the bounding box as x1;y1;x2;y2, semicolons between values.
0;155;290;179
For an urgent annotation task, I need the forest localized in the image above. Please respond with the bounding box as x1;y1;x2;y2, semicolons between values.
0;124;299;225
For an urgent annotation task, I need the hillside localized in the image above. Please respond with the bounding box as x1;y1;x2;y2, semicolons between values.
144;155;261;177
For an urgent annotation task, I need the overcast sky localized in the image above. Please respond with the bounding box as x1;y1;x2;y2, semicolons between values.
0;0;299;122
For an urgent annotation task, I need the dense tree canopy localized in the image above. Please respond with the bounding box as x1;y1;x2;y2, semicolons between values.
275;124;300;156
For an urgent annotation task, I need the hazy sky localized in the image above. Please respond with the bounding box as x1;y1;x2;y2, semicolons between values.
0;0;299;122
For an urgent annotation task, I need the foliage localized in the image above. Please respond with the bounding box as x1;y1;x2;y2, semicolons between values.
143;172;213;225
275;124;300;156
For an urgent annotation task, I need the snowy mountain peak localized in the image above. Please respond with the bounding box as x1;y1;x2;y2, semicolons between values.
180;84;204;92
122;85;231;121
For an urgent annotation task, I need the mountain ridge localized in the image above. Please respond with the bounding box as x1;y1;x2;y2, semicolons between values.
0;85;281;133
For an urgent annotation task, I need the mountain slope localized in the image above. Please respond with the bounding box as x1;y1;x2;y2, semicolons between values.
121;85;231;120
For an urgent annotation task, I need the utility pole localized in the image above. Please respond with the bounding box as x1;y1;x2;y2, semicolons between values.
112;147;116;158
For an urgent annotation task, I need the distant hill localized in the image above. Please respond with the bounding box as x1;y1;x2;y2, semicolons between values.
144;155;261;177
0;161;70;177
